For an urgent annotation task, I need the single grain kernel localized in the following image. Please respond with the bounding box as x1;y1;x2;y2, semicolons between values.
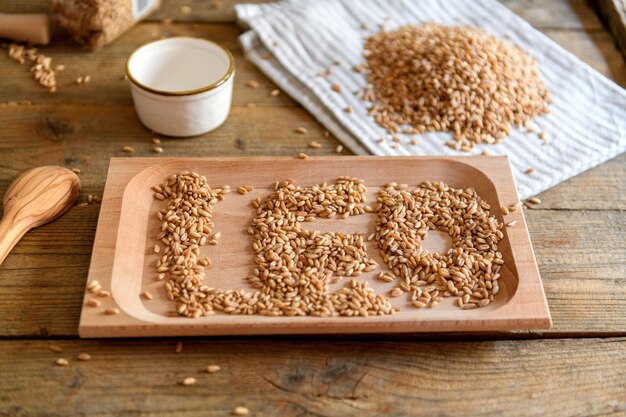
77;353;91;361
122;146;134;153
49;345;63;353
87;298;101;307
206;365;221;373
294;127;307;134
175;341;183;353
182;377;196;386
298;152;309;159
104;308;119;315
232;407;250;416
56;358;69;366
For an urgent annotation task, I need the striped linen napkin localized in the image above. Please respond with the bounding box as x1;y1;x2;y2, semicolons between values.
235;0;626;199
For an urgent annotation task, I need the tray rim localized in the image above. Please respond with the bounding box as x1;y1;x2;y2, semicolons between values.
79;156;552;337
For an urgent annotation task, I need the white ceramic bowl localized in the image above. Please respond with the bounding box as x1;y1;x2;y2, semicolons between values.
126;37;235;137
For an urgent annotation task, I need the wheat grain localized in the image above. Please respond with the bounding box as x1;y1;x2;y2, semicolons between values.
206;365;221;373
182;377;196;386
362;24;550;148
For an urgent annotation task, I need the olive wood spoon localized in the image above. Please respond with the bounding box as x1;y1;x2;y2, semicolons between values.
0;166;81;266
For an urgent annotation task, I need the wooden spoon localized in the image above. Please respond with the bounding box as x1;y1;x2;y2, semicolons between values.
0;166;81;266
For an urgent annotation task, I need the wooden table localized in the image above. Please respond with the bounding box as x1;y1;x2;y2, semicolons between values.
1;1;624;415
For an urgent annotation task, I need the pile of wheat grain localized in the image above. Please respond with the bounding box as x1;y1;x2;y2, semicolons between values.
153;173;395;318
374;181;504;309
362;24;550;149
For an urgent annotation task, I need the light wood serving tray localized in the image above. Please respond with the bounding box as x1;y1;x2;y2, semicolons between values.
79;156;551;337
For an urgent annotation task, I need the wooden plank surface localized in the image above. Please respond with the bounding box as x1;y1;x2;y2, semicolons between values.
0;0;625;415
0;208;622;338
1;338;625;416
1;0;606;30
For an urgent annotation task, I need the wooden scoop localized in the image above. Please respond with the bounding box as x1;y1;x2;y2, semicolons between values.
0;166;81;266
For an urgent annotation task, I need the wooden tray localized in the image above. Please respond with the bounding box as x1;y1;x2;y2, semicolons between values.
79;156;551;337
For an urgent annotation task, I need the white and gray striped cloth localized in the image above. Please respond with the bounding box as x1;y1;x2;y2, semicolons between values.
235;0;626;199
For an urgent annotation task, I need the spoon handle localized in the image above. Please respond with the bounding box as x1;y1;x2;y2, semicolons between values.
0;207;31;266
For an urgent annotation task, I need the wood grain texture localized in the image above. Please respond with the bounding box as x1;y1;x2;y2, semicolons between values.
0;102;624;210
0;0;624;414
3;22;622;108
0;166;80;266
1;338;625;417
0;208;622;338
0;0;606;29
77;157;550;337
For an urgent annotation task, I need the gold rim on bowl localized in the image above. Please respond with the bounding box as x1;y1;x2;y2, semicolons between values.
125;36;235;97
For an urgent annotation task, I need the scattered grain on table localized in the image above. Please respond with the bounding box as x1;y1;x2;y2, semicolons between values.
206;365;221;373
77;353;91;361
232;407;249;416
181;377;196;386
210;0;223;9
